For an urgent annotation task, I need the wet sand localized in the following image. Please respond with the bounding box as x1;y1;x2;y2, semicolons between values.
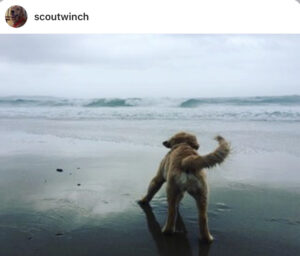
0;118;300;255
0;142;300;256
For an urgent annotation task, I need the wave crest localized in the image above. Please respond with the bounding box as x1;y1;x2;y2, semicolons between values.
1;95;300;108
180;95;300;108
85;98;136;107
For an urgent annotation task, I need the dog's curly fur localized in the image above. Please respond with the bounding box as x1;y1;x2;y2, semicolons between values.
138;132;230;242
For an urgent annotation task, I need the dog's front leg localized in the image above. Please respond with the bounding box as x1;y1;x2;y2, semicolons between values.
162;181;182;234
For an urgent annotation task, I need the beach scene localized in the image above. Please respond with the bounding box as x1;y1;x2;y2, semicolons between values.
0;35;300;256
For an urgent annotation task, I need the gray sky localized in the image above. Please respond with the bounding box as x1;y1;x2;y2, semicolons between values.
0;34;299;98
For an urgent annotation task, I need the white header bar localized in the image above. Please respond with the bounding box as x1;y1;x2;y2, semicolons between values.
1;0;300;33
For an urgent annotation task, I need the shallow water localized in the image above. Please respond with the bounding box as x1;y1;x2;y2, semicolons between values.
0;118;300;255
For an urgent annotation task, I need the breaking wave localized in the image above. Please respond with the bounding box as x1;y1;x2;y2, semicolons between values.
0;95;300;108
85;98;139;107
0;95;300;121
180;95;300;107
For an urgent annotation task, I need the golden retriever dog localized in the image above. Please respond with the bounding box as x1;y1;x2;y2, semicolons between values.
6;6;27;28
138;132;230;243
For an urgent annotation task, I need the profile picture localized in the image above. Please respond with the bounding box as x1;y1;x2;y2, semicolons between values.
5;5;27;28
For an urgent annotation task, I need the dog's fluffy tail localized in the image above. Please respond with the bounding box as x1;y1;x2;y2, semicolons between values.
182;136;230;171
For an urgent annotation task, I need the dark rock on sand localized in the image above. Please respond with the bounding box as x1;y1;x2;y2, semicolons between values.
56;168;63;172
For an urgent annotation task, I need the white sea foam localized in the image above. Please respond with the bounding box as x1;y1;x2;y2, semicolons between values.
0;96;300;121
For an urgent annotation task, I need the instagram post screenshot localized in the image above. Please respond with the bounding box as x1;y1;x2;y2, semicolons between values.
0;0;300;255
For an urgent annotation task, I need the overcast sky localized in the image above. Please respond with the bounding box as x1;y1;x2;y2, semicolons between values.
0;34;299;98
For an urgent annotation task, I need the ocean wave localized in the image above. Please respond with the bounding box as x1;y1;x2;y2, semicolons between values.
0;106;299;121
0;97;77;107
1;96;300;121
85;98;139;107
180;95;300;108
1;95;300;108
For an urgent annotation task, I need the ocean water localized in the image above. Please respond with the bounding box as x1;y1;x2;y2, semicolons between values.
0;95;300;121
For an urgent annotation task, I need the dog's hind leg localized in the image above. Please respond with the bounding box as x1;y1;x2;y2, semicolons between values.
138;160;166;204
138;175;165;204
189;189;214;243
162;179;183;234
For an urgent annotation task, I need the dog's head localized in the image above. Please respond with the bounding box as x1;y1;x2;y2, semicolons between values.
163;132;199;150
9;6;25;24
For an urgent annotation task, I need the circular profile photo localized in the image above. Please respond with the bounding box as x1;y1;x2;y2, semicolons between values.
5;5;27;28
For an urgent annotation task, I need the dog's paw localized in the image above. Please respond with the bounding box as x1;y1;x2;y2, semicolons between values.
137;199;149;205
161;226;175;235
201;234;214;243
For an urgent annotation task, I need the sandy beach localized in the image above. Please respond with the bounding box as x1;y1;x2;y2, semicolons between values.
0;117;299;256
